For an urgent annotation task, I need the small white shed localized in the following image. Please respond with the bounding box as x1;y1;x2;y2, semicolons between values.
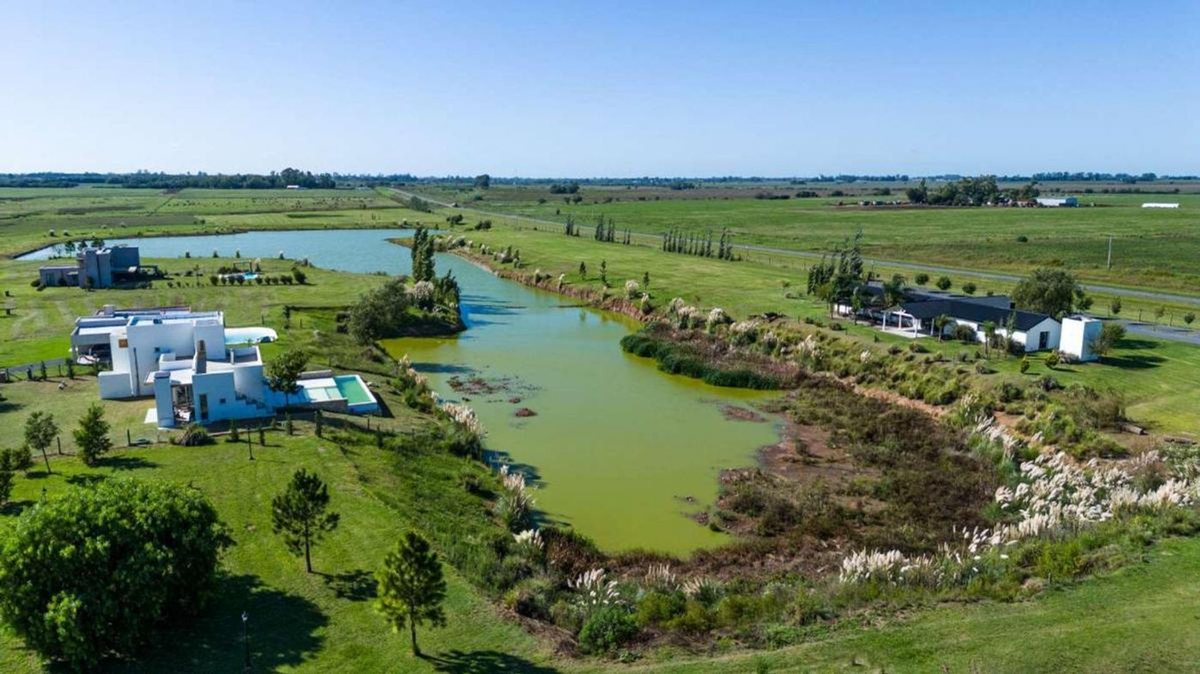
1060;316;1104;362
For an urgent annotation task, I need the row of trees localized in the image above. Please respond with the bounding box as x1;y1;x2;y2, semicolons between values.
661;228;736;260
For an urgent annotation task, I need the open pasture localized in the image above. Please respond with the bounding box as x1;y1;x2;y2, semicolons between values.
428;185;1200;293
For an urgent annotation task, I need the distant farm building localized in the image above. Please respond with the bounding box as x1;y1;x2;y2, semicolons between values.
1035;196;1078;207
1141;202;1180;209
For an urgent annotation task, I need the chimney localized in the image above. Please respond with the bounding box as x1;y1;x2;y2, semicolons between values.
194;340;207;374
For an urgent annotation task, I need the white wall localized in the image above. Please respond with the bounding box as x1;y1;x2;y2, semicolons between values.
1061;317;1103;361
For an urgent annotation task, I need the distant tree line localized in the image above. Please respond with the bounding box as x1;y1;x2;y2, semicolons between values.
0;168;335;189
905;176;1040;206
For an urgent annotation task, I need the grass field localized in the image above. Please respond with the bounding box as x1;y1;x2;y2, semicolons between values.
411;184;1200;294
445;224;1200;435
0;186;431;256
0;257;391;368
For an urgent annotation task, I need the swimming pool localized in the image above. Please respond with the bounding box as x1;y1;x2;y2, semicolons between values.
335;375;375;406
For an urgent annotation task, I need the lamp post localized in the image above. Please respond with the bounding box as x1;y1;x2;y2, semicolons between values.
247;428;254;461
242;611;251;672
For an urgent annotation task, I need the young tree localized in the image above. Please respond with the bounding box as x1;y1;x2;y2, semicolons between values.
375;532;447;656
932;314;952;341
267;349;309;409
935;275;953;291
1110;297;1122;316
1091;322;1126;358
578;261;587;278
1185;312;1196;326
914;272;930;286
74;403;112;466
961;281;977;295
23;411;58;474
981;320;997;359
272;469;339;573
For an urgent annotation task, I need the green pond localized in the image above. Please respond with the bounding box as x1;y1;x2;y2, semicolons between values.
48;230;781;555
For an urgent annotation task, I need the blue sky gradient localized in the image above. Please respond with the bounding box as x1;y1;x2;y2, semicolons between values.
1;1;1195;176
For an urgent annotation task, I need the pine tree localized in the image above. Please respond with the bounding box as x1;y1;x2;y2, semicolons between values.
74;403;112;466
375;532;447;656
272;469;340;573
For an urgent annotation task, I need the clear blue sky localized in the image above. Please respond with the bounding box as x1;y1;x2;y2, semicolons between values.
1;1;1196;177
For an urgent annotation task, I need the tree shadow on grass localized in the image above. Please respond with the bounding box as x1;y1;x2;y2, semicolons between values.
319;568;377;602
1119;338;1159;350
107;573;327;673
0;499;36;516
423;650;560;674
98;455;159;471
65;473;107;487
1103;353;1166;370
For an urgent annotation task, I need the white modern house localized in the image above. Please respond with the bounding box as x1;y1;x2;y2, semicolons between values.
73;306;378;428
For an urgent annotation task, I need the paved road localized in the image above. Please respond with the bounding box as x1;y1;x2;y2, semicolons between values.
1121;321;1200;346
387;188;1200;308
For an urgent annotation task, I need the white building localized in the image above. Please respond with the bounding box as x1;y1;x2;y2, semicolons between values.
1141;202;1180;209
1036;196;1078;207
1060;316;1104;362
885;299;1061;352
75;306;377;428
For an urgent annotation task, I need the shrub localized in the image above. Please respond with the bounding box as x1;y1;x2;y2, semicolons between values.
636;591;687;627
578;605;638;654
0;479;229;669
667;600;715;634
176;423;213;446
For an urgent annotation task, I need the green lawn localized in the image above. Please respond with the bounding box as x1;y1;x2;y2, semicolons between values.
0;378;553;673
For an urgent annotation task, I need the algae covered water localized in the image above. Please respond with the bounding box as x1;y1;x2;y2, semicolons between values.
36;229;780;555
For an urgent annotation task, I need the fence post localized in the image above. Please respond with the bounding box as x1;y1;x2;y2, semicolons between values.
56;436;62;455
127;429;132;447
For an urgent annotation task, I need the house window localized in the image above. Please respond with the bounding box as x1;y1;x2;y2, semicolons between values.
219;398;226;405
118;338;128;348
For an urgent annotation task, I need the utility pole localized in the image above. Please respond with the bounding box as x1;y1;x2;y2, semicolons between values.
1107;235;1113;270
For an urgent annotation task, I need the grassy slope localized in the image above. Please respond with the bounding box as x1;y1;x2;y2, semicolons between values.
450;224;1200;435
0;379;551;673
